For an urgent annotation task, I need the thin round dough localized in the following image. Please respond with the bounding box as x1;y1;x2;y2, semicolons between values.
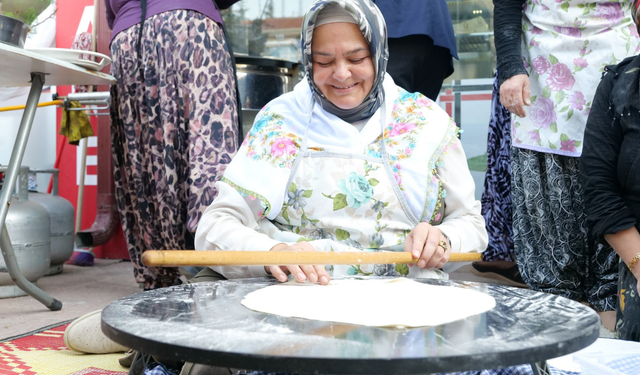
241;278;496;328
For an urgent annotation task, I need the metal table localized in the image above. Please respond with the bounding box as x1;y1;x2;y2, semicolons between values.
102;277;600;374
0;42;116;311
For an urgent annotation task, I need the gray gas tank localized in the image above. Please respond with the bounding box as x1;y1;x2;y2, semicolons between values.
0;166;51;298
29;168;75;276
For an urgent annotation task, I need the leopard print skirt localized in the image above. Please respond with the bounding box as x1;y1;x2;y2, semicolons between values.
110;10;239;289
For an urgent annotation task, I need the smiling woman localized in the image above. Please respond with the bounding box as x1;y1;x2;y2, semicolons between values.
195;0;487;284
311;22;374;110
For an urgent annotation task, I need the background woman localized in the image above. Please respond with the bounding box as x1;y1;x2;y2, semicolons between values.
105;0;241;290
491;0;639;328
581;0;640;342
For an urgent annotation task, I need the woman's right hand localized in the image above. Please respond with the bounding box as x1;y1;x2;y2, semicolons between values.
499;74;531;118
265;242;331;285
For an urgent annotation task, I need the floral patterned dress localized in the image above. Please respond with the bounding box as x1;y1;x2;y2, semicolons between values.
508;0;637;310
515;0;639;155
198;75;487;280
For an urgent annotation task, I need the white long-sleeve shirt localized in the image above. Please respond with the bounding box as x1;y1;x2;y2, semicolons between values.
195;137;487;279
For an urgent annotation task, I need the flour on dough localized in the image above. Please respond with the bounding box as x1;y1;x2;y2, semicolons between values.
241;278;496;328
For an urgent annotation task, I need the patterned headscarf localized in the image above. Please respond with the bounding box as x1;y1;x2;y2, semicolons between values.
301;0;388;123
633;0;640;25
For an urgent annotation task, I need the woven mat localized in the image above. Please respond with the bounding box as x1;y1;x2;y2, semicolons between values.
0;322;127;375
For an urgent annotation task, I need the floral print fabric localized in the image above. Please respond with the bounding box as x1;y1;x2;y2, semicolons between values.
270;156;442;278
514;0;639;156
110;10;239;289
266;146;456;279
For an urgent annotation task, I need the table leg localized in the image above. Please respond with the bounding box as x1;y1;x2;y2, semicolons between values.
530;360;551;375
0;72;62;311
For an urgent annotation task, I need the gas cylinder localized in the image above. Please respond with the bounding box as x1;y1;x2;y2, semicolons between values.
29;168;74;276
0;166;51;298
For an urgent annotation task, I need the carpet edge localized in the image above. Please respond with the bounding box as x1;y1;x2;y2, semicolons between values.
0;319;75;343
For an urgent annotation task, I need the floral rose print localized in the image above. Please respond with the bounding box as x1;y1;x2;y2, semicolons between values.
287;188;308;210
533;56;551;74
366;86;435;191
368;232;385;248
573;57;588;70
371;200;385;212
336;172;374;209
561;139;577;152
515;0;637;156
546;62;575;91
529;129;541;144
530;96;557;128
271;137;296;157
244;110;302;168
250;115;271;136
593;3;623;27
309;228;335;240
280;181;316;226
560;134;581;152
568;91;586;110
389;123;417;138
415;96;432;108
553;26;581;37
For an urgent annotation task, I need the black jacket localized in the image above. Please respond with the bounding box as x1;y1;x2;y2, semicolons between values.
493;0;526;86
580;55;640;241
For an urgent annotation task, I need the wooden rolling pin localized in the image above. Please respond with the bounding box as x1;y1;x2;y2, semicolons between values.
142;250;482;267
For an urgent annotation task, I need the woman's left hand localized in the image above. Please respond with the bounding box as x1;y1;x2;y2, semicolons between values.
404;223;450;269
499;74;531;118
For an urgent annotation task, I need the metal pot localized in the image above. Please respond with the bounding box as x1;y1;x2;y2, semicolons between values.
234;55;300;135
0;14;30;48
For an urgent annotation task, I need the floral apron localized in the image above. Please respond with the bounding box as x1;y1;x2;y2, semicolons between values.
257;104;446;279
514;0;638;156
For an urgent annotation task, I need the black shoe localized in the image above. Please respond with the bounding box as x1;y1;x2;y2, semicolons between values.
118;349;136;368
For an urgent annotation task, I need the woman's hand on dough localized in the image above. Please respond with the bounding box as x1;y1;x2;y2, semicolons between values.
265;242;331;285
499;74;531;118
404;223;450;269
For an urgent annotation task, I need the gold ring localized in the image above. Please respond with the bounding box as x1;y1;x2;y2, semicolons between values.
438;239;448;252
